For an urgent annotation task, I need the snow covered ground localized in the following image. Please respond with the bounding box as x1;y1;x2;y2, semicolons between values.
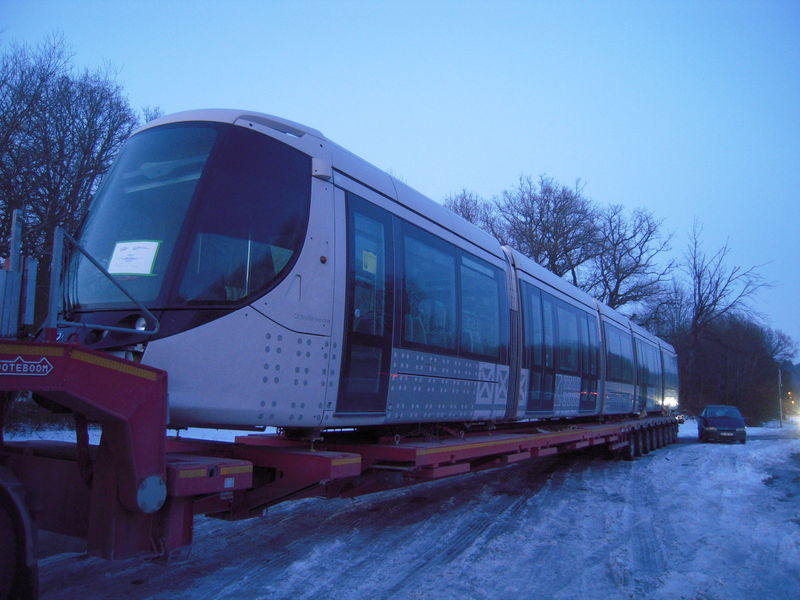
15;418;800;600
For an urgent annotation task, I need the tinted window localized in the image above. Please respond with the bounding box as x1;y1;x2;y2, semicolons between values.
704;405;742;419
178;126;311;304
662;351;679;407
460;255;503;359
542;293;556;368
75;124;220;305
522;283;543;367
605;322;634;383
75;122;311;309
556;301;581;373
636;340;661;388
584;314;600;378
352;212;387;336
402;230;457;351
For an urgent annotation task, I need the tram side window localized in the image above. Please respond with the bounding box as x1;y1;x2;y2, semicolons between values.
541;292;556;368
352;212;386;336
459;255;502;359
604;323;634;383
522;283;543;367
584;314;600;378
555;301;580;373
635;339;661;391
402;232;457;351
644;342;662;388
662;352;679;405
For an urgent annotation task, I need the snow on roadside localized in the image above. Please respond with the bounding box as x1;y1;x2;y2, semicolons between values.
11;417;800;599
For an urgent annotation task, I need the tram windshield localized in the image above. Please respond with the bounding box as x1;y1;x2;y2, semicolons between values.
73;122;311;309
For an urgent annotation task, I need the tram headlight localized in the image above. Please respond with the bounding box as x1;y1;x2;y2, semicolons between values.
134;316;147;331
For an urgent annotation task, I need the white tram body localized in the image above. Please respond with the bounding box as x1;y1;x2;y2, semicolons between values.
69;109;678;429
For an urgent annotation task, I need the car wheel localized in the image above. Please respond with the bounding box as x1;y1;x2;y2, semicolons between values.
740;439;746;445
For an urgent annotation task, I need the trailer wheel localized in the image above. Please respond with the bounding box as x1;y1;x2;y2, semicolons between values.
0;471;37;600
0;499;18;598
633;430;643;457
623;435;636;460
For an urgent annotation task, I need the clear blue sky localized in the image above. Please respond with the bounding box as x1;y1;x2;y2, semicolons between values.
4;0;799;352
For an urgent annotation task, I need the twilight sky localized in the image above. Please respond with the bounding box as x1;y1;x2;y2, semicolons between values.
4;0;799;353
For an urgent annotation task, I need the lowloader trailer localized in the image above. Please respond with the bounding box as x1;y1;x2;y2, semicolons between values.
0;337;677;598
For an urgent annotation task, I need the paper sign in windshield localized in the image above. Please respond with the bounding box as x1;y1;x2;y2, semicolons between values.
108;241;160;275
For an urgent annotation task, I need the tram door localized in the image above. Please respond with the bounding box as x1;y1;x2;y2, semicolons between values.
337;193;393;413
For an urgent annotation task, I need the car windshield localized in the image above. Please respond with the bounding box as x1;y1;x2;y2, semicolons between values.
705;406;743;419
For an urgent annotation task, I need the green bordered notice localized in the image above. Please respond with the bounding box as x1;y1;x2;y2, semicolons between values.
108;240;161;275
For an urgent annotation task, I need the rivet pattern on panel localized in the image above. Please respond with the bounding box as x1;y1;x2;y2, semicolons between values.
258;326;330;425
552;373;582;416
387;349;508;422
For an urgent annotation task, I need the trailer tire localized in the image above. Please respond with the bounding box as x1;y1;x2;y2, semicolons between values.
0;470;37;600
0;498;18;598
633;430;643;457
623;435;636;461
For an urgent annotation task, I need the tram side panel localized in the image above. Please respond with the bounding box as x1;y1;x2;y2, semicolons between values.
325;177;513;427
516;271;603;420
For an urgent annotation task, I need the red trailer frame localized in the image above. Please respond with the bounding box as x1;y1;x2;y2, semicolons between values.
0;339;678;598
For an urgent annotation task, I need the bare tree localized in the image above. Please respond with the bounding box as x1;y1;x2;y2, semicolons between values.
765;328;797;364
634;279;691;337
1;37;149;325
683;221;765;341
0;35;70;244
493;175;598;286
584;204;674;310
140;105;164;124
443;188;505;240
444;188;488;226
648;223;769;414
0;37;139;260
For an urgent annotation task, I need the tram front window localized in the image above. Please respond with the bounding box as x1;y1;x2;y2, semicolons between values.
74;122;311;309
176;125;310;304
75;123;219;306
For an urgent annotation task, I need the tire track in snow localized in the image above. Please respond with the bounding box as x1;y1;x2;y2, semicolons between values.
296;457;565;600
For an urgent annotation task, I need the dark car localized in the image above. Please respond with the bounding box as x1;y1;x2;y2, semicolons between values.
697;405;747;444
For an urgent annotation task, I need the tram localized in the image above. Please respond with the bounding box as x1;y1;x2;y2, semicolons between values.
66;109;679;430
